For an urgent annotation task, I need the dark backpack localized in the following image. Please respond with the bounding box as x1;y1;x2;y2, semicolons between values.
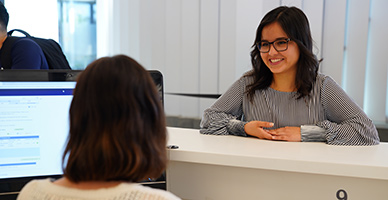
1;29;71;69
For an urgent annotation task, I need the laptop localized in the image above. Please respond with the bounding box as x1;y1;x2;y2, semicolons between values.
0;69;164;197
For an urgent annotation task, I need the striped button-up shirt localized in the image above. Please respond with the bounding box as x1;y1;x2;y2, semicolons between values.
200;72;380;146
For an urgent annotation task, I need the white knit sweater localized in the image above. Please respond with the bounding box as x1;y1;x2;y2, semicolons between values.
17;178;181;200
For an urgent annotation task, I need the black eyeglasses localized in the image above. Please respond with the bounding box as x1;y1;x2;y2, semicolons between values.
257;38;291;53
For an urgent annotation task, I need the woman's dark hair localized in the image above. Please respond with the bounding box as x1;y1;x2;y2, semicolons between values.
0;2;9;32
63;55;167;183
247;6;319;100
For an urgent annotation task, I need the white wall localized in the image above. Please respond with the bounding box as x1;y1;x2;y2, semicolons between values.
97;0;388;124
6;0;58;40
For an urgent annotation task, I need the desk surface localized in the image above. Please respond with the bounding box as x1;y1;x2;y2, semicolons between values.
167;127;388;181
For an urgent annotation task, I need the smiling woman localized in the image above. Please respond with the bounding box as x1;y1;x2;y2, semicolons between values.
259;22;300;89
200;6;380;146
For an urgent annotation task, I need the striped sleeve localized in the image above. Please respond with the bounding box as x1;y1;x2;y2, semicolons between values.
317;76;380;145
301;125;326;142
200;77;247;136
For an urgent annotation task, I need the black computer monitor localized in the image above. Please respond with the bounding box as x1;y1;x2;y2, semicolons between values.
0;69;164;198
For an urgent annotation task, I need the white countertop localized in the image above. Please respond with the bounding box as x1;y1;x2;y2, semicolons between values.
167;127;388;180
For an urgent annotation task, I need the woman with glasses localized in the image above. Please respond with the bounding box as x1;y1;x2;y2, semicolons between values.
200;6;379;145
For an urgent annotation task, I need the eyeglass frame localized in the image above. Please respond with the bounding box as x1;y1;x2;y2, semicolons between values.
256;38;291;53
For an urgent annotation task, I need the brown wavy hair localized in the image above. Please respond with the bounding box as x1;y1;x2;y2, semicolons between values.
62;55;167;183
248;6;320;100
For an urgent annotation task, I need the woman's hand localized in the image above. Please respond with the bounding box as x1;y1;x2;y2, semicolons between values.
245;122;301;142
244;121;274;140
267;126;301;142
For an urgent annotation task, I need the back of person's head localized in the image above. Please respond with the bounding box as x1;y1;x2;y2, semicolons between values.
0;2;8;32
63;54;167;183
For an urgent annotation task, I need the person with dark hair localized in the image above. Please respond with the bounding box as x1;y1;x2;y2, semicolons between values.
17;55;180;199
200;6;380;146
0;2;48;69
